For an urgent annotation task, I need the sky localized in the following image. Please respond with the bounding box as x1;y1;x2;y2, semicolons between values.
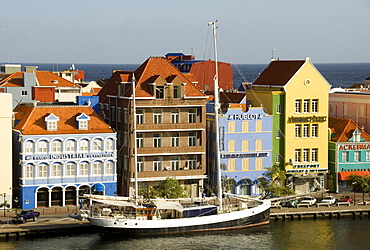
1;0;370;65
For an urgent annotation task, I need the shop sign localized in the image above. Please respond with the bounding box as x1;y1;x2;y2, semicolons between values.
338;144;370;151
288;115;326;123
228;114;264;120
286;168;328;174
26;152;115;161
221;152;269;158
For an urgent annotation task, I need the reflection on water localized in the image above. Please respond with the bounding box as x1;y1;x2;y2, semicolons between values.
0;218;369;249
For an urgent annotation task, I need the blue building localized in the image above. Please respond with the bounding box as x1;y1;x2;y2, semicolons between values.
13;102;117;209
206;97;273;196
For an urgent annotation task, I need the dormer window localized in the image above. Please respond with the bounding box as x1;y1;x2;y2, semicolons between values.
352;129;362;142
45;113;59;131
76;113;91;130
156;86;164;99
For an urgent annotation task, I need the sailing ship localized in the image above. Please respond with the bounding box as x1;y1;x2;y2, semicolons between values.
75;21;271;236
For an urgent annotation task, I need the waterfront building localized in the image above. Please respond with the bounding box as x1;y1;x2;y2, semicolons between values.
329;89;370;134
245;58;330;194
98;57;207;198
328;117;370;193
12;102;116;209
206;96;273;196
0;93;13;207
165;53;234;92
0;70;82;108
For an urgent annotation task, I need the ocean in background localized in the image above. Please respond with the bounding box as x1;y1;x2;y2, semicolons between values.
8;62;370;89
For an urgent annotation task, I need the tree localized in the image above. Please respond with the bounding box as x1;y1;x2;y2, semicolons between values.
347;174;370;202
139;178;188;199
259;165;294;197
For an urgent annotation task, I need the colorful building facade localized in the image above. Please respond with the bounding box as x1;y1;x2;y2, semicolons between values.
328;117;370;193
206;102;273;196
13;103;117;209
245;58;331;194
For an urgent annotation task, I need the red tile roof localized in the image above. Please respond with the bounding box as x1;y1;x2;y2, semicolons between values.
252;60;305;86
14;103;114;135
329;117;370;142
0;71;80;88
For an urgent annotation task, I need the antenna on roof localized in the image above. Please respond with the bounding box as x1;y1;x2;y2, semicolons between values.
271;49;278;61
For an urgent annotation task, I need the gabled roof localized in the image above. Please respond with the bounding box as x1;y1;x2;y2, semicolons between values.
98;57;205;102
14;103;114;135
0;71;80;88
329;117;370;142
252;60;305;86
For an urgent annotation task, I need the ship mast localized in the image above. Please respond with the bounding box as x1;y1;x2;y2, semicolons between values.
132;74;138;202
209;21;223;212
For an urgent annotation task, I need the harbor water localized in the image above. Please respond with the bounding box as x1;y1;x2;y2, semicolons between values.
0;217;368;249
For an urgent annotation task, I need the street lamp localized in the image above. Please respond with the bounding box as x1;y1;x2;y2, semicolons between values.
352;182;357;205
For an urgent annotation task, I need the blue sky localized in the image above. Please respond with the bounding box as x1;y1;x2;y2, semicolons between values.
1;0;370;64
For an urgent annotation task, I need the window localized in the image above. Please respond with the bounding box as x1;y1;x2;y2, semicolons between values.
25;165;33;178
137;133;144;148
228;140;235;152
51;141;61;153
153;157;162;171
367;151;370;161
136;109;144;124
117;107;122;122
106;162;113;175
47;121;58;131
295;99;302;113
228;121;235;133
188;132;197;146
312;99;318;113
228;159;235;171
256;158;262;170
276;104;281;113
93;139;102;151
242;140;249;151
66;163;75;176
137;157;144;172
93;162;102;175
256;121;262;132
106;139;114;151
189;109;197;123
312;148;318;162
156;86;164;99
295;125;301;138
354;151;361;161
79;162;89;176
153;133;162;147
25;141;33;153
242;121;249;132
311;124;318;138
242;158;249;170
76;113;90;130
38;164;47;177
21;90;27;96
275;129;281;138
171;132;179;147
52;163;61;177
255;139;262;151
295;149;301;162
342;151;348;162
303;149;309;162
80;120;88;130
123;109;128;123
153;109;162;124
173;86;181;98
65;140;75;152
303;124;310;138
79;140;89;151
329;103;333;114
303;99;310;113
187;155;197;170
275;154;281;163
38;141;47;153
170;156;180;170
111;106;116;121
171;109;179;123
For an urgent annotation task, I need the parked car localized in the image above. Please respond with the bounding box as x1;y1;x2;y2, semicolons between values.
321;196;336;205
299;196;317;206
12;210;40;224
282;199;299;208
339;196;353;203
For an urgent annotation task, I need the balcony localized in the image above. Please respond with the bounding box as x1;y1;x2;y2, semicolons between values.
137;146;205;156
136;123;205;131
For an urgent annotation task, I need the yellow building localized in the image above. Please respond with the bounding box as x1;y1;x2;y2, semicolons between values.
245;58;330;193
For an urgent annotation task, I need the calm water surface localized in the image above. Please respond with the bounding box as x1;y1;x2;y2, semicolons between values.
1;218;368;249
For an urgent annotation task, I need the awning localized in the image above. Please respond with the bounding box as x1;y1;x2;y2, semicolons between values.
91;199;142;208
91;183;104;192
153;201;184;212
338;171;370;180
